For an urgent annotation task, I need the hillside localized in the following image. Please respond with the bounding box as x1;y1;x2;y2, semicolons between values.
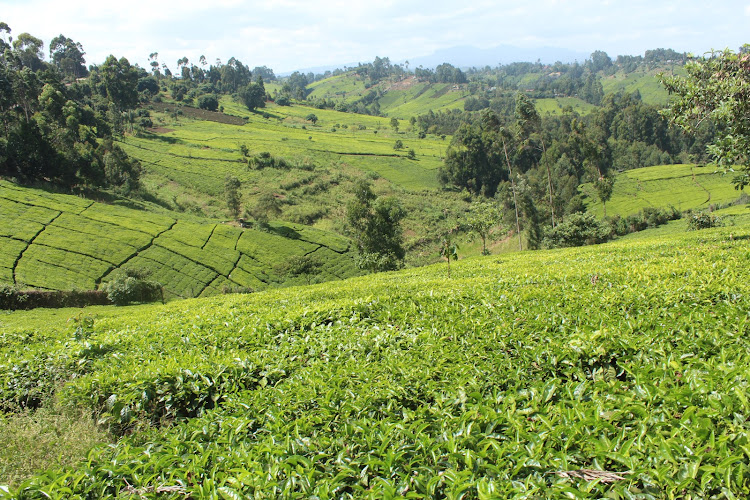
307;74;468;118
2;220;748;497
583;164;745;217
0;181;360;299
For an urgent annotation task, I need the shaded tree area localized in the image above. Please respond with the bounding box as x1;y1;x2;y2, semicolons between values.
0;24;141;193
437;81;716;249
415;63;467;84
346;180;406;272
661;48;750;190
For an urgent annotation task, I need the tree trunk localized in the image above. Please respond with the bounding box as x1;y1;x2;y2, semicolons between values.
542;140;555;227
501;137;523;251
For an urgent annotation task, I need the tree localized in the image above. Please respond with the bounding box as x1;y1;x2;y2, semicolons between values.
99;55;139;114
12;33;45;71
515;92;555;227
241;81;265;111
595;175;615;217
197;94;219;111
390;117;399;132
393;139;404;150
466;201;502;255
305;113;318;124
49;35;87;79
224;175;242;218
346;180;406;272
661;49;750;190
439;230;459;278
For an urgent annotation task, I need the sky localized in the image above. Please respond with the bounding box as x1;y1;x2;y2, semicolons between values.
1;0;749;74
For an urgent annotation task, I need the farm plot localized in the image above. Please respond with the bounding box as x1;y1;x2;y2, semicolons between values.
3;221;750;498
1;182;360;297
586;163;744;217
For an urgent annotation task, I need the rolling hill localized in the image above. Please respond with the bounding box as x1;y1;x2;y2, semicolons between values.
0;180;360;299
583;163;745;218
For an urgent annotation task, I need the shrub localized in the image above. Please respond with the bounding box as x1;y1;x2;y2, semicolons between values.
101;269;162;306
687;211;722;230
544;213;612;248
197;94;219;111
247;152;291;170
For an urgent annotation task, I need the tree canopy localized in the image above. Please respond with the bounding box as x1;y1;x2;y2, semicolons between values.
346;181;406;272
661;49;750;189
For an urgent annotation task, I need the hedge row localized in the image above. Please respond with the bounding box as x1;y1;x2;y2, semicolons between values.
0;288;111;310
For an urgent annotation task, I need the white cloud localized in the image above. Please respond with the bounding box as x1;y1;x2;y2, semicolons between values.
1;0;748;72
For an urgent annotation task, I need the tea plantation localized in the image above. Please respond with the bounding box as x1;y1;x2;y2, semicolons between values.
0;181;360;298
2;219;748;498
584;164;745;217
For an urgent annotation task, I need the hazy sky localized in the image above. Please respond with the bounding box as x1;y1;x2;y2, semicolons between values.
1;0;748;73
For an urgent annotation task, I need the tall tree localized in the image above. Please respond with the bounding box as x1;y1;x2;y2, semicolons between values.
99;55;139;113
12;33;45;71
49;35;87;79
346;180;406;272
515;92;555;227
661;49;750;190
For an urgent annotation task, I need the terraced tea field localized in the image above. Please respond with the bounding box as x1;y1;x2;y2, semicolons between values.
584;163;744;217
0;181;360;298
2;219;749;498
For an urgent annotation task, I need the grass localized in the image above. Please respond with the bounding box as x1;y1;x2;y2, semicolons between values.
600;65;684;105
2;219;749;497
0;402;110;490
583;164;745;217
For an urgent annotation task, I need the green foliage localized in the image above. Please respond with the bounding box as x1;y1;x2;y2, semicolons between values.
4;223;749;497
101;268;162;306
224;174;241;217
595;175;615;216
241;81;266;111
247;151;291;170
304;113;318;124
661;49;750;189
393;139;403;150
346;180;406;272
686;210;723;230
543;212;612;248
246;192;282;224
197;93;219;111
439;230;459;277
465;200;502;255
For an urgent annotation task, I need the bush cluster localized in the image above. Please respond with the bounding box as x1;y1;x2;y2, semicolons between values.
247;152;291;170
100;269;163;306
0;286;110;310
609;206;682;236
686;211;723;230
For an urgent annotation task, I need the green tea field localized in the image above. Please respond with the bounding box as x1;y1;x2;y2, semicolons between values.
0;181;360;298
2;219;748;498
584;164;745;218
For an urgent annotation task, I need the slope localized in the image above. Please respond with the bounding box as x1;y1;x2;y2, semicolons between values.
0;180;360;299
2;220;748;497
583;163;745;217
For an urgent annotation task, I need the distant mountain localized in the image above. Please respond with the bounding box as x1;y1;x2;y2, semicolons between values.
404;45;591;69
